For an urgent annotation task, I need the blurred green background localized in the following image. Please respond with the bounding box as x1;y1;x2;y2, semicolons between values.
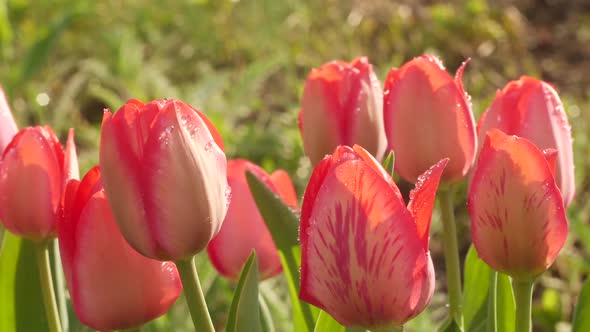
1;0;589;331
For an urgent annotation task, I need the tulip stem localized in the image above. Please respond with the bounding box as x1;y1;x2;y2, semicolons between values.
52;240;69;332
176;257;215;332
34;241;62;332
513;279;534;332
439;189;463;328
486;271;498;332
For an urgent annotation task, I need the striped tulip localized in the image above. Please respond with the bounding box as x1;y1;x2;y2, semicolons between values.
208;159;298;281
100;99;229;261
58;167;182;331
477;76;575;206
0;127;78;241
383;55;476;183
468;129;568;280
299;144;448;329
299;56;387;166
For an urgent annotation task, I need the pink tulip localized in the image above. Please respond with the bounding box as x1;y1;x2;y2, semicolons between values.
0;86;18;152
468;129;568;280
383;55;476;183
100;99;229;261
477;76;575;206
299;144;448;329
208;160;298;281
58;167;182;331
299;56;387;166
0;127;77;241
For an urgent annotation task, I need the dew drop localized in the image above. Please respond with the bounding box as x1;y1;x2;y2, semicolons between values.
204;140;215;152
224;185;232;207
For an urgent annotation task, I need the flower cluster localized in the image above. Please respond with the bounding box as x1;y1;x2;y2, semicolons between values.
0;53;574;332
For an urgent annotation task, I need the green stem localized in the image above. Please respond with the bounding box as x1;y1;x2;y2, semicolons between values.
52;239;69;332
34;241;62;332
512;279;534;332
283;250;316;331
439;189;463;328
487;271;498;332
175;257;215;332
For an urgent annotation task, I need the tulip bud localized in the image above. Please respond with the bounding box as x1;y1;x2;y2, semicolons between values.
58;167;182;331
477;76;575;206
299;57;387;166
0;86;18;152
100;99;229;261
383;55;476;183
208;160;298;281
299;144;447;329
468;129;568;280
0;126;77;241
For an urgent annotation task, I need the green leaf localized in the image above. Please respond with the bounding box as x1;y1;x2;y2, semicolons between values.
463;245;514;332
495;273;515;332
463;246;490;331
314;311;345;332
572;277;590;332
226;251;260;332
246;171;316;332
439;317;463;332
19;11;85;82
259;293;275;332
382;150;395;177
0;233;49;332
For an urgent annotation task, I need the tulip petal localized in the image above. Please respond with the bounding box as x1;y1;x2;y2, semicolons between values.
476;77;575;206
100;111;156;258
542;148;558;177
58;179;80;289
407;158;449;249
0;86;18;152
192;107;225;151
208;160;282;280
72;192;182;331
141;100;228;260
300;159;430;328
384;56;476;183
270;169;299;209
64;128;79;182
469;129;567;279
0;128;62;239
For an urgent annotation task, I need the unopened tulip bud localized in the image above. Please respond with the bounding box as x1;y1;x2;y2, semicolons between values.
299;57;387;166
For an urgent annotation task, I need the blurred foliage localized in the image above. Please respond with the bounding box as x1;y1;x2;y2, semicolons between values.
1;0;590;331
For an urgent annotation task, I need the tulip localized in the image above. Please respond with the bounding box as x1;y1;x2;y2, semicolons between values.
299;144;448;329
477;76;575;206
208;159;298;281
0;126;77;241
299;56;387;166
58;166;182;331
383;54;476;183
0;86;18;152
468;129;568;279
100;98;229;261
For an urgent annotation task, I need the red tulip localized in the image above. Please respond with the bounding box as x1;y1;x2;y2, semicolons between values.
477;76;575;206
468;129;568;280
299;144;448;329
208;160;298;281
383;55;476;183
100;99;229;261
58;167;182;331
0;86;18;152
0;127;77;241
299;57;387;166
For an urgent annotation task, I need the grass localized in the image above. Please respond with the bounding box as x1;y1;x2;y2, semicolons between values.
1;0;589;331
